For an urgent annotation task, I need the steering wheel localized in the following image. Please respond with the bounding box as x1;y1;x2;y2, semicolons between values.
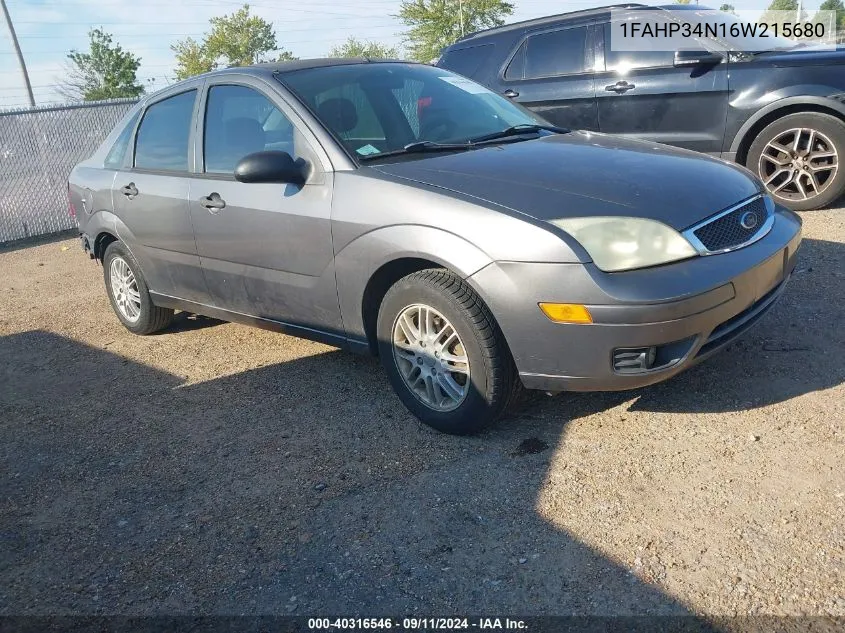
419;116;458;142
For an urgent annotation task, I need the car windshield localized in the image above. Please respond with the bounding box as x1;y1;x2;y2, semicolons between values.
278;63;547;161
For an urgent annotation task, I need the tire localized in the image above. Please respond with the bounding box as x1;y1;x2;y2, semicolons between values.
102;241;173;335
746;112;845;211
376;268;522;435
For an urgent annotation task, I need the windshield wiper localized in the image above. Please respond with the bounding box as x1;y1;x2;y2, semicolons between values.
466;123;569;144
357;124;569;162
358;140;471;161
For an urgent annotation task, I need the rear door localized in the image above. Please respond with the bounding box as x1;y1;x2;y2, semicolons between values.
112;84;210;303
188;76;341;334
594;20;729;153
493;23;599;130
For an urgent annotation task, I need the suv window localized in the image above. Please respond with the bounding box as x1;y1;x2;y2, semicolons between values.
523;26;588;79
603;22;674;71
104;111;140;169
134;90;196;172
438;44;494;79
203;84;300;174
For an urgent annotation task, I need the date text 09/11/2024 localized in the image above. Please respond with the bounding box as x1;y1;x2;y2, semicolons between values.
307;618;528;630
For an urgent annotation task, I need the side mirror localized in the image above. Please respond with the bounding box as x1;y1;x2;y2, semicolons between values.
674;49;723;67
234;150;305;186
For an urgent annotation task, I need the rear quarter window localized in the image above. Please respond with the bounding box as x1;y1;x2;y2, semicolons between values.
438;44;495;79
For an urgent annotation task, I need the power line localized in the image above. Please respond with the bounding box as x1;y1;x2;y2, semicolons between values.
1;0;33;107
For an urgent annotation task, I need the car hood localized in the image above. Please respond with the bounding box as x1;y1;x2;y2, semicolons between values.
750;45;845;67
372;131;762;231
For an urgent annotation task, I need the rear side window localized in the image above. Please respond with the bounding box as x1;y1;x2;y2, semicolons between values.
524;26;588;79
603;22;674;70
438;44;494;79
104;111;140;169
134;90;197;171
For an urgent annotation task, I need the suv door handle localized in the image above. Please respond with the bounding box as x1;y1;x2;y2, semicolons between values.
605;81;635;93
120;183;138;198
503;89;519;98
200;192;226;212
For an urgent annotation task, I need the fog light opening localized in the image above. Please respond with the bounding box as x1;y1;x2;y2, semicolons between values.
613;346;657;373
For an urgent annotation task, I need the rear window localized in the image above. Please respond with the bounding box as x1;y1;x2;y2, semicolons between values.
104;111;140;169
524;26;588;79
438;44;495;79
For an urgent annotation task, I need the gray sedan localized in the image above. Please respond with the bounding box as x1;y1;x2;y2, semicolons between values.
70;59;802;434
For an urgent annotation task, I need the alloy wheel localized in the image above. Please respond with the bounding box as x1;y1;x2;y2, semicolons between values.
759;127;838;202
109;256;141;323
392;304;470;412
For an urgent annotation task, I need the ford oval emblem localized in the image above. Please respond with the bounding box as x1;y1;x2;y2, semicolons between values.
740;211;759;230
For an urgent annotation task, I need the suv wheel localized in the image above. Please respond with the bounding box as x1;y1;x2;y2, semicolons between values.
376;269;521;435
747;112;845;211
103;241;174;335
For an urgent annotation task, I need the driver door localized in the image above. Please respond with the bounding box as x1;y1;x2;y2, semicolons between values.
188;77;342;335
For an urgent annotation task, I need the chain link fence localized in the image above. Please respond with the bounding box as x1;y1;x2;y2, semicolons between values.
0;99;138;243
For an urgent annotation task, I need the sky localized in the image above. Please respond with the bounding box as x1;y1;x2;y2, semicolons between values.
0;0;830;108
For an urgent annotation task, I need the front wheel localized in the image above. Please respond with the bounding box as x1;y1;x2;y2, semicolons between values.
747;112;845;211
376;269;521;434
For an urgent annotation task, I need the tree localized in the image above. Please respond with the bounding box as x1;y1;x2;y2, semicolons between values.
59;28;144;102
398;0;514;63
172;4;295;80
759;0;807;28
719;4;738;15
815;0;845;42
674;0;692;4
329;37;399;59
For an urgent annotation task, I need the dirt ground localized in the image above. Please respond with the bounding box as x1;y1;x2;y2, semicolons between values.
0;209;843;624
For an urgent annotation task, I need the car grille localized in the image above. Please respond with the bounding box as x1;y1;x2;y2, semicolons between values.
691;196;770;252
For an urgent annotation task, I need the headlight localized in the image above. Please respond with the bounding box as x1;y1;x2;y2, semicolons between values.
551;217;698;272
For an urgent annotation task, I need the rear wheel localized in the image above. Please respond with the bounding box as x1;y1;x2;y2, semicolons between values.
376;269;521;434
103;241;173;335
747;112;845;211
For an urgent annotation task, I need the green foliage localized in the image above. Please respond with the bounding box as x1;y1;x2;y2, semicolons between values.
398;0;514;63
172;4;296;80
60;28;144;102
759;0;807;29
328;37;399;59
719;4;738;15
815;0;845;41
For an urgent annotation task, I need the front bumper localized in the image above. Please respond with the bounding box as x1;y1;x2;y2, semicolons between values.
467;207;802;392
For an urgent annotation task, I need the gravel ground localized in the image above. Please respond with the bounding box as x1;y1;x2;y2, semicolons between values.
0;209;843;623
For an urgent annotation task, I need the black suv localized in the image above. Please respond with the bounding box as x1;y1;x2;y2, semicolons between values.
437;3;845;210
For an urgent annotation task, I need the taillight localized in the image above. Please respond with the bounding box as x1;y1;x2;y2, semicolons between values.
67;183;76;218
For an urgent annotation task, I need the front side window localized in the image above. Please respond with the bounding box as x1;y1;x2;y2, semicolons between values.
280;63;544;159
524;27;588;79
203;84;304;174
105;111;140;169
134;90;196;171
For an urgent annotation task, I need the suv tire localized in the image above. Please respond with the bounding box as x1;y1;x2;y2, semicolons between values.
747;111;845;211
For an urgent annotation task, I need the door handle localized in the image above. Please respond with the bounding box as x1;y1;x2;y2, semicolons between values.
120;183;138;198
200;192;226;212
605;81;635;93
503;89;519;98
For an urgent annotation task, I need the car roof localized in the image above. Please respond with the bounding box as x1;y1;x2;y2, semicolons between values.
447;3;711;48
205;57;413;78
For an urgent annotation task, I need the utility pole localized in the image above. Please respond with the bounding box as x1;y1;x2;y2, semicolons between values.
1;0;35;107
458;0;465;37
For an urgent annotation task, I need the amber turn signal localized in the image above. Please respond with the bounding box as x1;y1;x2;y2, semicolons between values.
538;303;593;324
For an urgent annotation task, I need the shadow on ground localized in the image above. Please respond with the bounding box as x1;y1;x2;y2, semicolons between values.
0;239;841;621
